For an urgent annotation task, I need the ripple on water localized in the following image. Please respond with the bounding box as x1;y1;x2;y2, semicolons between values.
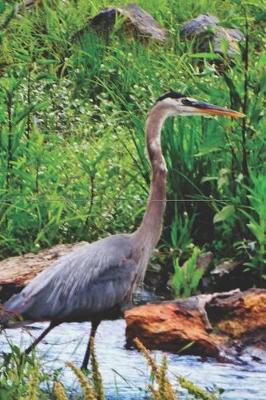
1;319;265;400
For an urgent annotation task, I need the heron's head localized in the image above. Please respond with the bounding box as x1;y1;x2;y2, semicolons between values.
156;92;245;118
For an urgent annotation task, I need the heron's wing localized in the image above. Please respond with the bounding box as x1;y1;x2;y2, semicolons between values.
3;234;137;323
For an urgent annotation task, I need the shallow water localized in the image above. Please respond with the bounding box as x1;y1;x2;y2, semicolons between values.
1;319;266;399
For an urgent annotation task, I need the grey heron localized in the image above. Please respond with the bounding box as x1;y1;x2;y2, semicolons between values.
0;92;244;369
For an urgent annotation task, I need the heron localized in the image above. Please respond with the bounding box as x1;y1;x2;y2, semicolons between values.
0;92;244;369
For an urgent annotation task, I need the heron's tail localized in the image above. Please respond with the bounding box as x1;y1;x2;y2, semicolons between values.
0;308;27;329
0;305;11;330
0;295;27;329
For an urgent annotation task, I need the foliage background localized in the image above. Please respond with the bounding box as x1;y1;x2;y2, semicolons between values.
0;0;265;285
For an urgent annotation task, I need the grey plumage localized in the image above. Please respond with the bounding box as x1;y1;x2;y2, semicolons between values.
4;234;137;323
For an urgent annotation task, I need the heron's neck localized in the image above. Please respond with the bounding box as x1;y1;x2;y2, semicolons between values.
134;103;168;248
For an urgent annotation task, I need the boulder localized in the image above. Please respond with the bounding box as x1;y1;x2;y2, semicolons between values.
74;4;167;42
125;289;266;361
180;14;244;57
180;14;219;36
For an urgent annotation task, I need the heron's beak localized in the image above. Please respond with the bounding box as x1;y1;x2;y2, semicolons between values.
184;99;245;118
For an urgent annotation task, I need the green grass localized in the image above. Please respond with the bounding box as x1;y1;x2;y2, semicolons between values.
0;0;265;283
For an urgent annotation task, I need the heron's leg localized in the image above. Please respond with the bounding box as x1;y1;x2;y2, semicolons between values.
25;321;57;355
81;320;100;370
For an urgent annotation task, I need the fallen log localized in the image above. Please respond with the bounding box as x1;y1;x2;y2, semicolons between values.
125;289;266;362
0;242;88;302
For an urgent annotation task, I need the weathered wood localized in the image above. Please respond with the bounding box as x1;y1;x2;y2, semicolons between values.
0;242;88;301
125;289;266;361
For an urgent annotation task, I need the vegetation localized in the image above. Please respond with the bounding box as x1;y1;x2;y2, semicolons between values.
0;338;221;399
171;246;204;297
0;342;50;399
0;0;265;288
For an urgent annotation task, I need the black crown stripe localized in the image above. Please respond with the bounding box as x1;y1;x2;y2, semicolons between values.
156;92;185;102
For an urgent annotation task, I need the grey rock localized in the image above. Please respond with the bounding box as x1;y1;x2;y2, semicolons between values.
181;14;243;57
89;7;116;36
181;14;220;37
76;4;167;42
213;27;244;56
225;28;245;42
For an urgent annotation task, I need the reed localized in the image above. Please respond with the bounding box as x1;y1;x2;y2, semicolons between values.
90;337;105;400
178;376;219;400
134;337;176;400
67;362;97;400
54;381;68;400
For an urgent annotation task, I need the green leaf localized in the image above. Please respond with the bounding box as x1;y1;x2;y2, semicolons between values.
213;205;235;224
14;104;36;125
37;59;59;65
201;176;218;183
0;2;5;14
189;52;223;60
191;269;204;292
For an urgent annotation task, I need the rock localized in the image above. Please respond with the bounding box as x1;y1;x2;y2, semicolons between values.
125;289;266;361
0;242;88;301
213;28;244;57
211;259;240;276
75;4;167;42
180;14;219;37
180;14;243;57
88;7;116;37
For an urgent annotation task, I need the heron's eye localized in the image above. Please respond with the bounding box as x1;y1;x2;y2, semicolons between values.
181;98;193;106
181;99;191;106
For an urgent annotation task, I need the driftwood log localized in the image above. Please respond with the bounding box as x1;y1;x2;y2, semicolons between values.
0;242;88;302
125;289;266;362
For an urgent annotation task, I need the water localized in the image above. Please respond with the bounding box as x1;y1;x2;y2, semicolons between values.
1;319;266;399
